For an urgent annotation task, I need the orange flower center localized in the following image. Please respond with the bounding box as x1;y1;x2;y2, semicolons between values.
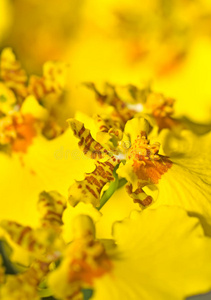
128;131;172;185
1;113;37;153
68;234;112;286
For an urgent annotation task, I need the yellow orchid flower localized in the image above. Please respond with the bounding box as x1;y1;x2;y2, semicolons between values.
0;190;68;299
47;206;211;300
0;260;48;300
48;214;113;300
0;191;66;264
67;116;171;208
0;47;68;141
85;82;211;134
68;114;211;237
0;47;67;107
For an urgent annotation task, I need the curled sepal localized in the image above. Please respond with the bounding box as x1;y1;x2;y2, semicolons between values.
125;183;153;208
28;61;67;101
144;92;178;130
0;191;66;262
94;114;123;149
68;157;119;207
0;48;28;99
68;118;109;159
0;219;64;262
1;260;48;300
85;82;135;126
48;215;113;300
38;191;67;227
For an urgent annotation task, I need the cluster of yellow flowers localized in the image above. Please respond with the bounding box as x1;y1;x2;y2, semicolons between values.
0;0;211;299
0;45;210;300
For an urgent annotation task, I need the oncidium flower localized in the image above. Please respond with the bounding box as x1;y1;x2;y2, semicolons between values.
0;260;49;300
68;116;172;209
0;191;67;299
48;214;113;300
0;48;67;147
0;47;67;103
48;207;211;300
85;82;180;132
68;112;211;237
0;191;66;264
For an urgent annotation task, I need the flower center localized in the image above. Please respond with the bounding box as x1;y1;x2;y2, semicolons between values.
0;113;37;153
68;234;113;286
127;131;160;162
128;131;172;185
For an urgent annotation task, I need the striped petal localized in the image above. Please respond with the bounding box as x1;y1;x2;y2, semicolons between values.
68;157;118;207
0;48;28;99
68;118;109;159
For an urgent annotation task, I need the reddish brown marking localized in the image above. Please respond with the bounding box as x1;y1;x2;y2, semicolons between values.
78;137;84;147
99;125;108;131
86;175;101;188
28;239;36;251
86;185;98;199
104;161;115;171
17;226;32;244
85;133;92;144
56;200;64;205
141;196;153;206
45;211;61;218
78;126;85;137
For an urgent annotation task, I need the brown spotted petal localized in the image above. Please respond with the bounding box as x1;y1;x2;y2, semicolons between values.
0;48;28;99
117;131;172;208
145;92;178;130
68;118;109;159
125;183;154;208
38;191;67;227
0;220;63;262
48;215;113;300
28;61;66;101
1;260;49;300
68;157;119;207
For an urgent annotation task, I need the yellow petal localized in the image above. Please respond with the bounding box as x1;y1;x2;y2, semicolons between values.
62;202;101;243
92;206;211;300
20;95;48;120
0;129;95;227
150;129;211;232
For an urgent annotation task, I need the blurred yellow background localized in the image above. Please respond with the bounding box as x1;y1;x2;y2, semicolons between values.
1;0;211;123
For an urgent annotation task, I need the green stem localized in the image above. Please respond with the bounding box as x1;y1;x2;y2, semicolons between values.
97;165;127;210
118;178;127;189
